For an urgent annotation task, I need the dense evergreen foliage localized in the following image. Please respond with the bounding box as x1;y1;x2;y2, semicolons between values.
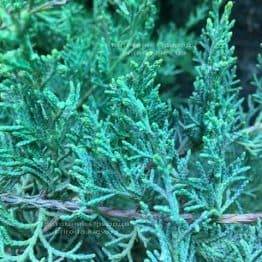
0;0;261;261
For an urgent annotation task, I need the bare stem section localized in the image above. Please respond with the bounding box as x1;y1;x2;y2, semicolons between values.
1;194;261;224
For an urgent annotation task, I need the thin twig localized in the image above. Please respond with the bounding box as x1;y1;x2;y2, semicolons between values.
242;123;262;134
31;0;71;14
0;194;261;224
77;86;96;110
219;213;262;224
178;137;189;156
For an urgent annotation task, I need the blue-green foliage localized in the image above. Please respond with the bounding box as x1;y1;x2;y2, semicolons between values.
0;0;261;261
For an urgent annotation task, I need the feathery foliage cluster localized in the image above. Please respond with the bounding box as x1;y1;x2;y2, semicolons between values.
0;0;261;261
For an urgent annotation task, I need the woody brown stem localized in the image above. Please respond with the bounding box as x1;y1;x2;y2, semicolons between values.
1;194;261;224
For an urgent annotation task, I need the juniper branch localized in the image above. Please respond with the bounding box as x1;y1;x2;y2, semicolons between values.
0;0;71;30
1;194;261;224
